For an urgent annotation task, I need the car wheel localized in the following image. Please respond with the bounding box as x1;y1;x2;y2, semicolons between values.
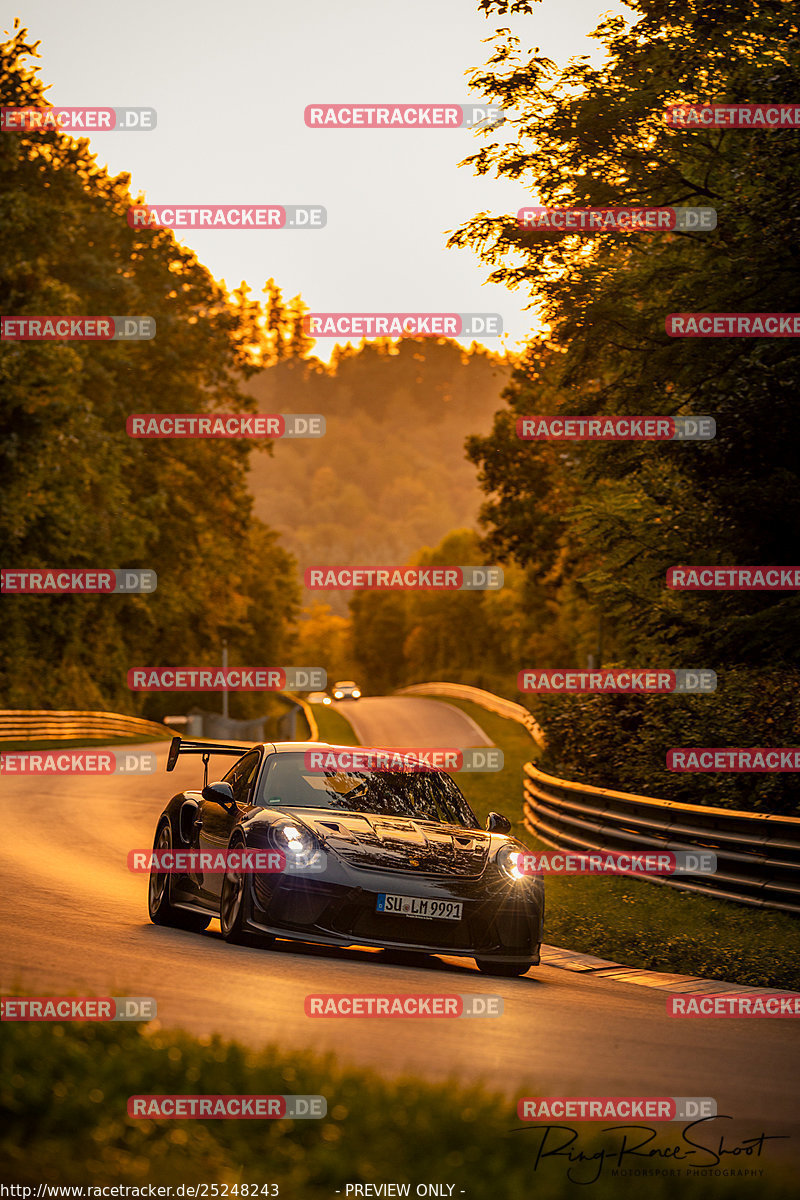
219;834;268;947
475;958;533;977
148;820;210;931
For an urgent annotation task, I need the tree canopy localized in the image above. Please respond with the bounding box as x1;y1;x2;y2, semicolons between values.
0;26;298;713
440;0;800;811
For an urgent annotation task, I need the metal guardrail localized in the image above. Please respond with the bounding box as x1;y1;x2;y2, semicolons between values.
279;692;319;742
399;682;800;914
523;762;800;915
0;695;320;745
397;681;546;749
0;709;173;742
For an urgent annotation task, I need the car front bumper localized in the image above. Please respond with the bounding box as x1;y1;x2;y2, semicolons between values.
246;866;544;962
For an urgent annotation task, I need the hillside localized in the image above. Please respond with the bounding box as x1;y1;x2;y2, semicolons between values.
245;339;511;609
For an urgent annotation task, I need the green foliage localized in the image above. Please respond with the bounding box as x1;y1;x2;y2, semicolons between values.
312;703;359;746
347;529;529;694
438;696;800;990
541;886;800;992
293;603;358;685
349;590;409;695
245;339;511;614
2;1021;797;1195
447;0;800;810
0;27;299;712
532;666;800;813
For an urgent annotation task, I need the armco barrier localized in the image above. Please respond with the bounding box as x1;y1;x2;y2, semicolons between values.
397;681;546;749
0;697;319;745
0;709;173;742
399;683;800;914
279;692;319;742
523;762;800;914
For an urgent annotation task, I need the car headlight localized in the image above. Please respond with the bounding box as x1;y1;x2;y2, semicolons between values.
272;819;325;872
495;842;530;882
334;690;343;699
352;689;361;698
323;696;332;705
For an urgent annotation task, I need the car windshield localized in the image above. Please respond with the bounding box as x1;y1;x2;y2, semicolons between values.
256;752;480;828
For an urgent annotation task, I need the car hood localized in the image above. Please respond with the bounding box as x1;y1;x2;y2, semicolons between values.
278;809;491;877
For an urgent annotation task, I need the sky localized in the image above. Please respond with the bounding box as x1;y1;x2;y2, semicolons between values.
4;0;629;358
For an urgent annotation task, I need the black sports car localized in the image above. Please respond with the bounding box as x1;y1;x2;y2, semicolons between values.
148;738;544;976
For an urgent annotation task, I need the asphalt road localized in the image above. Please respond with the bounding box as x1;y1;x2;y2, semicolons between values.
3;697;799;1160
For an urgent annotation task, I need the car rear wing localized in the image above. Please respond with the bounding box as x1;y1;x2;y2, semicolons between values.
167;737;253;785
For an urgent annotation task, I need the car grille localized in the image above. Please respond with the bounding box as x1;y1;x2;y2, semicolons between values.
257;878;338;925
494;906;536;952
254;877;541;956
346;908;474;949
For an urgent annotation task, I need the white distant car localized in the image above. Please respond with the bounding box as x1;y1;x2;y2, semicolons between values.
332;680;361;701
306;691;332;706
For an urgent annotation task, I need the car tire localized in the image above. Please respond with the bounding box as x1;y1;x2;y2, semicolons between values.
148;820;211;932
475;958;533;977
219;834;268;947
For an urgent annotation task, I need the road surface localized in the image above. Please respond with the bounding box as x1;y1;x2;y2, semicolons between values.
3;697;799;1160
329;694;493;749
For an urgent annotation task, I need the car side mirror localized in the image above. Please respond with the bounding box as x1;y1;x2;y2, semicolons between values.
486;811;512;834
202;780;235;807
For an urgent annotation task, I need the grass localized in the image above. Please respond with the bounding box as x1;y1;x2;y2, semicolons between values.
418;695;800;991
310;704;359;746
1;1021;795;1196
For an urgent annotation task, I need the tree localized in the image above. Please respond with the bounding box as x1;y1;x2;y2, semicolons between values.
294;602;357;684
0;25;299;711
349;592;408;695
285;294;315;360
448;0;800;810
262;277;288;363
455;0;800;665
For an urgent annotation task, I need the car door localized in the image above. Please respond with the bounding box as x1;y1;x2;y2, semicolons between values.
194;749;263;900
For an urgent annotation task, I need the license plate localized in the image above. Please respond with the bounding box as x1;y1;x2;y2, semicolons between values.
376;893;463;920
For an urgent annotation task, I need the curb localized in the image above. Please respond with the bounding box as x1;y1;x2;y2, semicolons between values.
541;943;798;996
